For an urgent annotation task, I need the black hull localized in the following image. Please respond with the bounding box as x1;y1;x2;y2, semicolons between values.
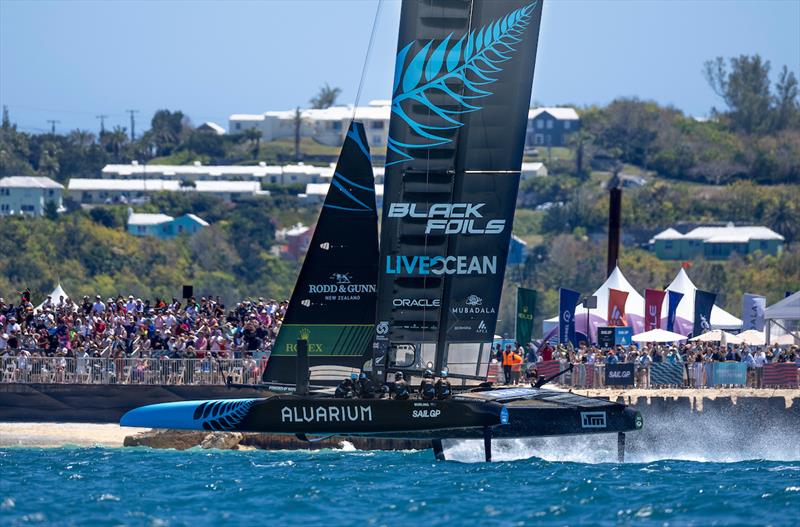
120;387;642;440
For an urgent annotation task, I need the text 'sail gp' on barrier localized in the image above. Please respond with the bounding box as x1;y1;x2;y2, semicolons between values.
605;363;635;387
763;363;799;388
649;362;684;386
707;362;748;387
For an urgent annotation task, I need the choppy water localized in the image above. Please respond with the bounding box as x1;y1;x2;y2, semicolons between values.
2;439;799;527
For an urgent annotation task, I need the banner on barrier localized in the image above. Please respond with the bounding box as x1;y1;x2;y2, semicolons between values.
650;363;684;386
763;363;799;387
605;363;635;386
535;360;561;379
708;362;747;386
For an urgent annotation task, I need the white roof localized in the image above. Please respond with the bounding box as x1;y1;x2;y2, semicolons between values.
0;176;63;189
235;103;391;124
521;162;545;172
663;268;742;328
69;178;259;194
35;283;70;311
229;114;265;121
101;163;283;178
183;213;209;226
286;225;310;236
128;213;174;226
199;122;226;135
651;228;683;241
528;107;580;121
765;290;800;321
683;225;784;242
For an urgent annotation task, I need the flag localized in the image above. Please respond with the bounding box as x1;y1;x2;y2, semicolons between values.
742;293;766;331
666;290;684;332
644;288;667;331
693;289;716;336
607;288;628;326
558;288;580;347
515;288;536;345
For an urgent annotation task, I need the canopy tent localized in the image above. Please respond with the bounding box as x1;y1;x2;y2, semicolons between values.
631;328;687;343
772;334;799;346
35;284;70;312
543;266;647;342
764;291;800;345
737;329;766;346
689;330;743;344
661;268;742;334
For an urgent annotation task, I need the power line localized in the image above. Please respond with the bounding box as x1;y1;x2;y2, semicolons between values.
46;119;60;134
126;109;139;141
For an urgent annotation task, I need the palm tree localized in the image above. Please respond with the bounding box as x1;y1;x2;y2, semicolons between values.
309;83;342;109
102;126;129;162
68;129;95;154
243;128;262;160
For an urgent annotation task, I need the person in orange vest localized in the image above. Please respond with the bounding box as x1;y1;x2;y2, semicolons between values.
510;348;524;385
502;344;514;385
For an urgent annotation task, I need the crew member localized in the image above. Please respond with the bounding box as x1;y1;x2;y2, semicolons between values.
392;371;410;400
357;372;378;399
419;369;436;400
502;344;514;385
334;377;355;398
434;370;452;400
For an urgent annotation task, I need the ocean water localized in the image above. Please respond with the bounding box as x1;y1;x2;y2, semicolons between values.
1;439;799;527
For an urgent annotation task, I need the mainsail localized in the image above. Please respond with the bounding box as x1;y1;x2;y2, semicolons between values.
375;0;544;379
263;121;379;383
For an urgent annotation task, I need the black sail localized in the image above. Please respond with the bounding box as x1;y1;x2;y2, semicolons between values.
375;0;544;379
264;121;379;383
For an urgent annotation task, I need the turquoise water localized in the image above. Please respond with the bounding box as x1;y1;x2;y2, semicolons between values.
1;444;799;526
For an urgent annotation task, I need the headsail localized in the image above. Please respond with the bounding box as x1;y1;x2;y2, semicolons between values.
263;121;379;383
375;0;544;379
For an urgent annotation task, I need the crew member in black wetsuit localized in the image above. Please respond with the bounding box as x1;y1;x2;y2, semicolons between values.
435;370;452;400
392;372;410;400
419;369;436;400
357;372;378;399
334;377;355;398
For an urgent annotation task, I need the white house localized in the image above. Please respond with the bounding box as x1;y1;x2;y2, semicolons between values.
229;100;391;147
68;178;265;204
520;162;548;180
526;107;580;147
127;211;209;238
0;176;63;216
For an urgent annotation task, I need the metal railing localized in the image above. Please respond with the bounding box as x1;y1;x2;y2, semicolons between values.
0;357;265;386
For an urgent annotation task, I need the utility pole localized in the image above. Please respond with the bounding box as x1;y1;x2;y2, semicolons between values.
96;114;109;135
126;109;139;141
46;119;60;134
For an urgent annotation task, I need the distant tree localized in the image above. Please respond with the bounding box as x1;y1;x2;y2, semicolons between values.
703;54;798;135
309;83;341;109
293;107;302;162
150;110;186;156
43;199;59;220
101;127;129;162
243;127;262;160
1;105;10;130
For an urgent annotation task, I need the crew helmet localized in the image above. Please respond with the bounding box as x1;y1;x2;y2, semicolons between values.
423;369;434;379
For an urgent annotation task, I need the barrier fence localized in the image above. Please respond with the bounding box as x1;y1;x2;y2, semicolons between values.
0;357;264;386
1;355;798;388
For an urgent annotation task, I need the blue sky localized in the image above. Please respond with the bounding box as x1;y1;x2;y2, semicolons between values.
1;0;798;134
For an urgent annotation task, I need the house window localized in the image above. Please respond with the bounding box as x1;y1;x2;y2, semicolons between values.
332;122;342;130
564;121;571;130
373;135;382;144
137;226;146;233
235;123;241;130
534;133;544;145
0;188;9;196
21;204;34;212
536;120;544;129
48;189;54;196
760;240;768;249
546;120;553;129
1;204;9;212
178;225;184;233
665;241;673;249
371;121;384;129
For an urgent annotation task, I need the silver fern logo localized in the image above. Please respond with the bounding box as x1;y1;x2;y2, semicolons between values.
387;2;539;165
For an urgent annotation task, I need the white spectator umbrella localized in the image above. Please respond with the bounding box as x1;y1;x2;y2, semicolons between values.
690;329;743;344
631;328;687;343
737;329;766;346
771;333;798;346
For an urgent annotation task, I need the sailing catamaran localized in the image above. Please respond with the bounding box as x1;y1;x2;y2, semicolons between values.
120;0;642;461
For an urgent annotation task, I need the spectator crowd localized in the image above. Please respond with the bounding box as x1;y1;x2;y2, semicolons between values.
0;289;287;361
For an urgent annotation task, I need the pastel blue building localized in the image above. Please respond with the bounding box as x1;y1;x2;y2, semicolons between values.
127;211;209;239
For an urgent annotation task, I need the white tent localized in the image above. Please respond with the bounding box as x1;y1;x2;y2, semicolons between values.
35;283;70;311
631;328;687;343
764;290;800;344
737;329;766;346
690;330;743;344
543;266;647;341
662;268;742;332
